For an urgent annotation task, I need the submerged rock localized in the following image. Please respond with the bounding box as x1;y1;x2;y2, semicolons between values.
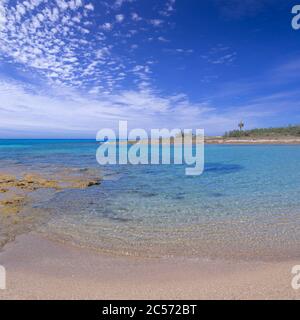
0;196;26;215
0;174;15;183
0;168;102;217
0;166;102;250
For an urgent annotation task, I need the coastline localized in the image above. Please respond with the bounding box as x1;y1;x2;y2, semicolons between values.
205;137;300;145
0;233;299;300
114;137;300;145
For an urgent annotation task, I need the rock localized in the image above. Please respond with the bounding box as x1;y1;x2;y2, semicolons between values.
0;196;25;206
0;196;26;215
70;179;101;189
0;168;101;217
0;174;16;184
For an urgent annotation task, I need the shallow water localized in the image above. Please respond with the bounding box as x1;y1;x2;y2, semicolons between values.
1;139;300;261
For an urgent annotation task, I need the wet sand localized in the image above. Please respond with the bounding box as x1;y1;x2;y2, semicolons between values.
0;233;299;300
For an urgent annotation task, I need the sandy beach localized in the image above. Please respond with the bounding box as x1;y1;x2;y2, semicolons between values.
1;143;300;300
0;233;299;300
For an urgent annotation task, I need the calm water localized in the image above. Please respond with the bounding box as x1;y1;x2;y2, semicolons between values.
1;139;300;261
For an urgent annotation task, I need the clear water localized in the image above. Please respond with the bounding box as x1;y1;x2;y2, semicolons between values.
1;139;300;261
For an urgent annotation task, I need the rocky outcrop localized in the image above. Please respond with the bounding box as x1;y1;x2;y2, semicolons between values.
0;169;101;216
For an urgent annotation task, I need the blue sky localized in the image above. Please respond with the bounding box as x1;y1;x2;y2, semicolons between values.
0;0;300;138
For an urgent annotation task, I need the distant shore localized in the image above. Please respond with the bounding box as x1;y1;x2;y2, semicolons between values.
205;136;300;144
112;137;300;145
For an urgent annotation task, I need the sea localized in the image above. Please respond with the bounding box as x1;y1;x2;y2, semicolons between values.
1;139;300;261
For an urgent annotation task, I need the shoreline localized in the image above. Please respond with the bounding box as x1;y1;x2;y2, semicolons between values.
0;233;299;300
114;137;300;145
205;137;300;145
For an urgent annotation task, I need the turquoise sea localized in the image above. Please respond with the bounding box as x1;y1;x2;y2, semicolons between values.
1;139;300;261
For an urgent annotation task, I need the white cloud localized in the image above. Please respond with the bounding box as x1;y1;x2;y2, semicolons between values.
0;0;177;93
0;77;241;136
115;14;125;23
211;53;236;64
1;72;292;137
160;0;176;16
100;22;113;30
114;0;134;8
149;19;163;27
164;48;194;55
68;0;83;10
158;36;169;42
0;0;127;91
131;12;142;21
0;0;182;135
0;80;172;128
201;46;237;65
0;0;7;31
85;3;94;11
56;0;69;11
16;3;26;16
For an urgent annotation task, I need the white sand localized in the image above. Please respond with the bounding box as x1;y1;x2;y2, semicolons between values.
0;233;299;300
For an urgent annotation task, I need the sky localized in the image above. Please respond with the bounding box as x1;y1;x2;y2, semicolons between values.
0;0;300;138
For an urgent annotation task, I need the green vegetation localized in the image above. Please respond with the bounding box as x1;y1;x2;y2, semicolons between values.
224;125;300;138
